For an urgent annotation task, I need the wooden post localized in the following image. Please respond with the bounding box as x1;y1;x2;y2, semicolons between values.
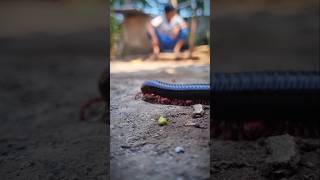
188;0;197;58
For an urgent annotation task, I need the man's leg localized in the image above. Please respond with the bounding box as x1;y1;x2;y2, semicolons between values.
173;28;188;58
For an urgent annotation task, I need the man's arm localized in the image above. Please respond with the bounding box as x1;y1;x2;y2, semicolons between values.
146;18;161;56
146;16;163;44
146;22;159;45
171;16;188;39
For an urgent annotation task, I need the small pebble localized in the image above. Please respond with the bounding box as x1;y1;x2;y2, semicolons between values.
184;122;197;126
184;122;206;129
175;146;184;154
192;104;204;118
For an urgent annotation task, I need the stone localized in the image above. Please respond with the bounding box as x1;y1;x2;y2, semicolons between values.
192;104;204;118
265;134;299;165
175;146;185;154
262;134;300;178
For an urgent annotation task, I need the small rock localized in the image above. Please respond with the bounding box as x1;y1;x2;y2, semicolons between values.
265;134;299;165
185;122;207;129
192;104;204;118
185;122;197;126
175;146;184;154
262;134;300;178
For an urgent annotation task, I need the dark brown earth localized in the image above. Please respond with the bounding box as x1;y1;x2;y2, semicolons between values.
211;135;320;180
210;2;319;179
0;1;109;179
0;31;108;180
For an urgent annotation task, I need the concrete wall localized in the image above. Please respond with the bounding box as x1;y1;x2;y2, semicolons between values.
120;14;152;55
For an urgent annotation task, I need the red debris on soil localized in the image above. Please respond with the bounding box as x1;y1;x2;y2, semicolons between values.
80;96;104;121
212;119;319;140
139;92;209;106
80;68;108;121
140;93;319;140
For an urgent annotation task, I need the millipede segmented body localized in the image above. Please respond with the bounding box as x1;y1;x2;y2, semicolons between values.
141;71;320;140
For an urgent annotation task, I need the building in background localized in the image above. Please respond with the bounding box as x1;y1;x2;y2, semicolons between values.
111;0;210;56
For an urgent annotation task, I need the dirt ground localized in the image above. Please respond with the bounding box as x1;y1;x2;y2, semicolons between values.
110;51;319;180
212;7;319;180
110;48;211;180
0;32;108;180
110;5;319;180
211;136;320;180
1;1;319;180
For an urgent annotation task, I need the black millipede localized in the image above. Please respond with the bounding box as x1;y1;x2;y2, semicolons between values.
141;71;320;139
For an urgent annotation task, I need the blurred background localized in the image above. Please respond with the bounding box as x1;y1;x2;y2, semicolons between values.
0;0;108;179
110;0;210;57
213;0;319;73
0;0;106;55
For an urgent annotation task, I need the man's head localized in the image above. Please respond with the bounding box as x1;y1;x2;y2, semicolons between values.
164;4;176;22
